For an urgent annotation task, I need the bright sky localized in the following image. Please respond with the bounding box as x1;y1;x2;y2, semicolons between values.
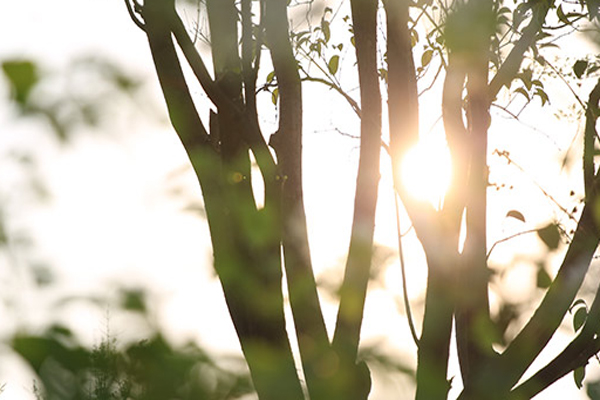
0;1;598;399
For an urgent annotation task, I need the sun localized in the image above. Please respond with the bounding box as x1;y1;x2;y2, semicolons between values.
400;134;452;209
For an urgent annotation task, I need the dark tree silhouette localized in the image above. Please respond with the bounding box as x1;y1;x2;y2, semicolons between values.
123;0;600;398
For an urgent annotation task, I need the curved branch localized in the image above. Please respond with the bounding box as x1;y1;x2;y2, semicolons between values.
509;275;600;399
394;191;420;347
468;193;600;397
584;78;600;199
301;75;361;117
333;0;382;363
124;0;146;31
262;1;333;399
169;9;279;200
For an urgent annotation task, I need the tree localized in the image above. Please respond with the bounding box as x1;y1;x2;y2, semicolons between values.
123;0;600;398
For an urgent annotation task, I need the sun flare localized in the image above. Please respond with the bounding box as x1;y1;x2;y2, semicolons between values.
400;135;452;209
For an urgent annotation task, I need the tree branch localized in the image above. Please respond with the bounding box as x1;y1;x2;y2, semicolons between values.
331;0;382;397
488;1;552;98
262;1;333;399
465;189;600;397
584;78;600;199
510;272;600;399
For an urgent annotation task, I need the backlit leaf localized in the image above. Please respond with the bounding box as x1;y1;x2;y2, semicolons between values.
421;49;433;68
506;210;526;222
557;5;570;24
537;267;552;289
328;55;340;75
573;306;588;332
575;365;586;389
2;59;39;106
574;60;588;79
537;223;560;250
514;87;530;101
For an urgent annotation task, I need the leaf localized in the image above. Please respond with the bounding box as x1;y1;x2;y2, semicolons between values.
586;379;600;399
378;68;388;84
328;55;340;75
421;49;433;68
506;210;526;222
574;59;588;79
271;88;279;105
514;87;530;101
411;30;419;47
535;88;550;106
557;5;570;24
573;306;588;332
536;267;552;289
574;365;586;389
1;59;39;106
571;298;587;311
587;0;599;20
321;19;331;43
266;70;276;83
537;223;560;250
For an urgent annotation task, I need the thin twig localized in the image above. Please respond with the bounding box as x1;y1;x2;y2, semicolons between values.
487;228;541;260
394;190;420;347
124;0;146;31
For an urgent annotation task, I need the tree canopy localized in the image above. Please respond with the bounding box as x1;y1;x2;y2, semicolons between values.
117;0;600;398
3;0;600;398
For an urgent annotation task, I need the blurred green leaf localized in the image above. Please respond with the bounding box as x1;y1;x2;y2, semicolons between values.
587;378;600;399
536;266;552;289
2;59;39;107
120;288;147;313
574;60;588;79
537;223;560;250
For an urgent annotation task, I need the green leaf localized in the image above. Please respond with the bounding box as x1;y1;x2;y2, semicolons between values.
271;88;279;105
586;378;600;399
537;223;560;250
514;87;530;101
587;0;599;20
378;68;388;84
266;70;276;83
321;19;331;43
519;69;533;90
411;30;419;47
574;365;586;389
421;49;433;68
536;267;552;289
2;59;39;106
120;288;147;313
535;88;550;106
573;306;588;332
574;59;588;79
328;55;340;75
557;5;570;24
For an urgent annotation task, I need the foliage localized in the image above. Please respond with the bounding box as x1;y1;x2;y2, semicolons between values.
12;322;253;400
57;0;600;398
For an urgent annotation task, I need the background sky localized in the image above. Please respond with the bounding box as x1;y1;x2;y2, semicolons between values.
0;0;599;399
